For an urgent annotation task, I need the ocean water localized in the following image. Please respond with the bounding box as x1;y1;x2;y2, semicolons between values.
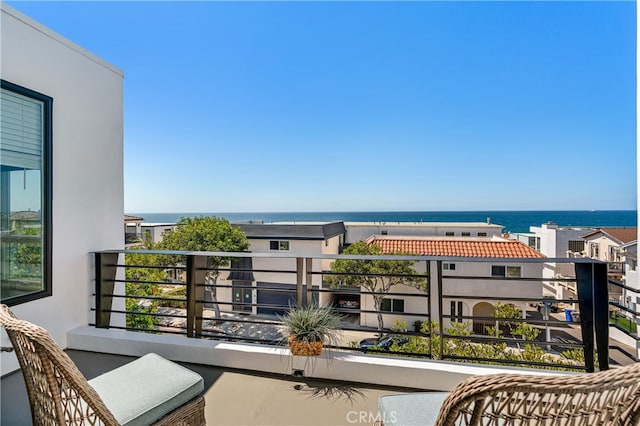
128;210;637;234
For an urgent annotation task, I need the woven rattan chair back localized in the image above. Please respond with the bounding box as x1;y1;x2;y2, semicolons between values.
434;362;640;426
0;304;120;425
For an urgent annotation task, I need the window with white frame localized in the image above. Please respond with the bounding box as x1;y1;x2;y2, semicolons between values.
380;298;404;313
443;262;456;271
269;240;290;251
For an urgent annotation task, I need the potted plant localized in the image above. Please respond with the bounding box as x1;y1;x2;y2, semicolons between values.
279;305;342;356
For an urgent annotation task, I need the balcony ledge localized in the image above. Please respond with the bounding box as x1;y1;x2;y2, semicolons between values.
67;326;570;391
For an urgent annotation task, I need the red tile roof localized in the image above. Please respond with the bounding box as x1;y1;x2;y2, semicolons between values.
368;237;545;258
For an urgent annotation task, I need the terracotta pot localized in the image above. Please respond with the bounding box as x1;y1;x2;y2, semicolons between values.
288;336;323;356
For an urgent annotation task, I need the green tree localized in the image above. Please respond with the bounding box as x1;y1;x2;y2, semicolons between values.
13;227;41;278
327;241;425;333
158;216;249;318
124;247;166;330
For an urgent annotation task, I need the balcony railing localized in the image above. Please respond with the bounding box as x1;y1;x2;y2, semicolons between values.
608;278;640;354
94;250;611;373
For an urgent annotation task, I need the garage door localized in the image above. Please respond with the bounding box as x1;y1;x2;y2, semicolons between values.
256;282;318;316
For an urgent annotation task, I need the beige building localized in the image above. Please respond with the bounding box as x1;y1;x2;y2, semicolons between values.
359;236;545;332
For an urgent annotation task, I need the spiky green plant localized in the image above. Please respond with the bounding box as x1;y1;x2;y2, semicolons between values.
279;305;342;345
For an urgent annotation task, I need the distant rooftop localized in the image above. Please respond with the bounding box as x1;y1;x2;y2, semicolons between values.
345;221;503;229
582;227;638;244
368;236;545;258
531;222;595;231
235;221;346;240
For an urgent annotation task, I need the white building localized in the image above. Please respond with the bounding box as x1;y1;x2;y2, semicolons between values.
124;215;144;245
221;222;346;315
359;236;545;331
140;223;177;245
619;241;639;358
1;3;124;375
344;221;504;244
581;228;638;264
515;222;595;300
511;223;596;300
225;221;514;319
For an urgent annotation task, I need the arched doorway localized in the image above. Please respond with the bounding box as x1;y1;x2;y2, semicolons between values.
473;302;495;335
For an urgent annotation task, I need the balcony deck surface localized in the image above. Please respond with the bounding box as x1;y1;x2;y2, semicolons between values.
1;349;419;426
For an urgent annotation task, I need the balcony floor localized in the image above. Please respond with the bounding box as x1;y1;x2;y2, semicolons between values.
1;349;419;425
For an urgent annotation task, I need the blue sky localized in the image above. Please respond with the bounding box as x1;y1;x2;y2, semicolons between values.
8;1;637;213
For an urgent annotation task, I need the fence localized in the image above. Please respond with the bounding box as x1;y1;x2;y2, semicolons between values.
94;250;610;372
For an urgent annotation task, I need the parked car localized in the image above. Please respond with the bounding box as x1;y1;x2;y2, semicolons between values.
359;334;408;352
338;299;360;309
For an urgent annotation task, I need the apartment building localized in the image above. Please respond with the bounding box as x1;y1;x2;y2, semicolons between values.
223;222;346;315
360;236;545;331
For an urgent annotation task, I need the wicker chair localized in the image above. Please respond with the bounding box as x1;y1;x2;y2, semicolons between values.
379;362;640;426
0;304;206;426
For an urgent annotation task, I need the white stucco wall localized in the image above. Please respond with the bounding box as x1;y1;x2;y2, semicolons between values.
248;238;326;287
530;224;595;281
360;284;429;330
1;4;124;374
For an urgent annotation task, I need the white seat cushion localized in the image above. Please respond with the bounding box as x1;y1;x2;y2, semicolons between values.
378;392;449;426
88;353;204;426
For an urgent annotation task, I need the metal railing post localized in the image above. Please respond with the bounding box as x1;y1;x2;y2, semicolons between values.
186;254;207;337
576;261;609;372
437;260;444;360
306;257;314;307
296;257;305;307
95;252;118;328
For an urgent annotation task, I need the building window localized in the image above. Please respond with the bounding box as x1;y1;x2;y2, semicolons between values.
461;232;471;237
608;246;620;262
477;232;487;237
269;240;290;251
491;265;521;278
491;265;505;277
568;240;585;253
380;298;404;313
1;81;52;305
445;231;454;236
381;230;388;235
450;301;463;322
507;266;521;278
589;243;599;258
443;262;456;271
